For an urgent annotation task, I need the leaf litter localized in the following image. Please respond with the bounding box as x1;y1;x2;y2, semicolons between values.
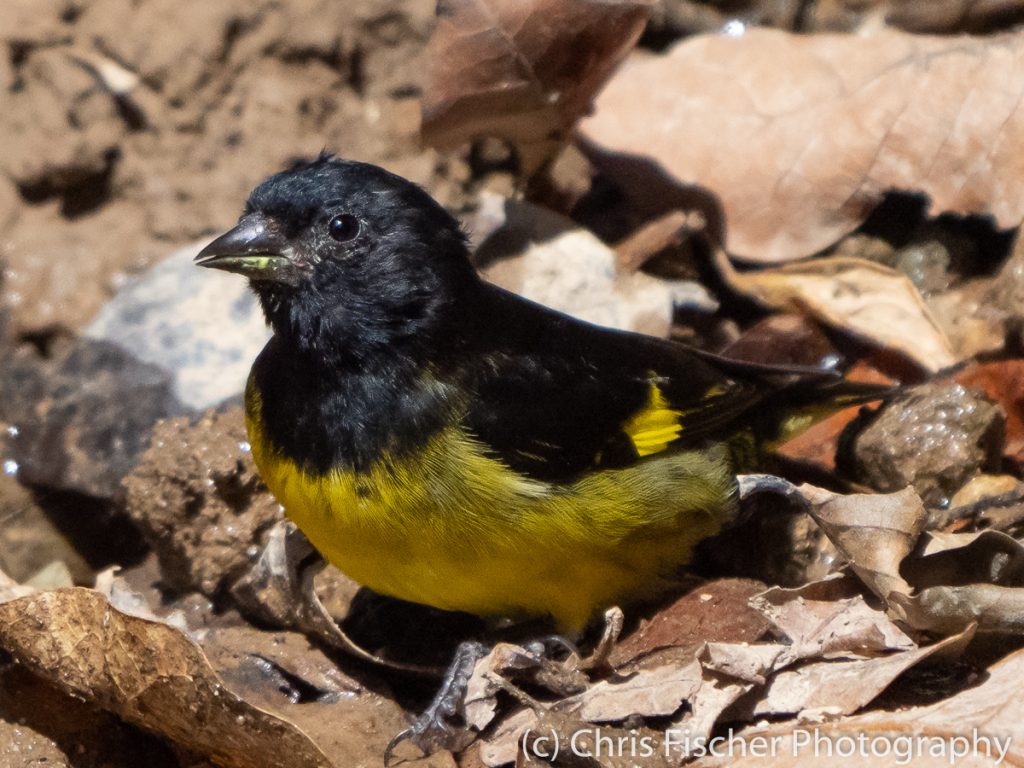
8;2;1024;767
0;587;333;768
579;26;1024;263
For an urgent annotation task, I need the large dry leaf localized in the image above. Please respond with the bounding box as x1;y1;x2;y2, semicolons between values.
717;252;956;372
580;27;1024;263
0;588;332;768
689;644;1024;768
559;660;704;721
609;578;772;669
754;480;1024;635
894;529;1024;633
750;575;915;662
740;627;974;719
423;0;651;168
798;484;926;603
894;584;1024;634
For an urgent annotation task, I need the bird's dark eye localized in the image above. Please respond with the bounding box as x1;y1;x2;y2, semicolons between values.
328;213;360;242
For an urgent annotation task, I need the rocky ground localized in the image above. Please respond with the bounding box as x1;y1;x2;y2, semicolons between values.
5;1;1024;766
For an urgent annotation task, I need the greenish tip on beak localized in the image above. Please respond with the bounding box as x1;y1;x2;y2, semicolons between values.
194;214;298;284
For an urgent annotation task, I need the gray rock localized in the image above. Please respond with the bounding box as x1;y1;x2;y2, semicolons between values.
843;383;1005;508
471;193;716;338
86;240;271;410
0;339;186;499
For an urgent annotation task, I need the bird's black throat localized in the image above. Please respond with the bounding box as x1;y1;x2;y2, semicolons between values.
248;264;486;476
250;329;458;476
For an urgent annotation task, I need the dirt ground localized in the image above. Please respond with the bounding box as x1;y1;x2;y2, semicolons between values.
6;1;1024;767
0;0;457;338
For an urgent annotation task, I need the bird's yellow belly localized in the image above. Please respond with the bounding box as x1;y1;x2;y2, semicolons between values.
247;415;735;632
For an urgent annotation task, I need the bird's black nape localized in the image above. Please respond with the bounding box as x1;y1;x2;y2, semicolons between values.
236;154;480;366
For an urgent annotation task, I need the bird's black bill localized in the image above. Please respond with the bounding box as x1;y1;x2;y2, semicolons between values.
194;214;298;284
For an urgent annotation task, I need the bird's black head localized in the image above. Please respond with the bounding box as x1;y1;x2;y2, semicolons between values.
195;154;478;363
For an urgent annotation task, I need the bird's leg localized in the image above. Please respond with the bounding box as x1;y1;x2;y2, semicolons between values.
579;606;624;671
384;640;488;766
385;626;594;763
384;609;630;762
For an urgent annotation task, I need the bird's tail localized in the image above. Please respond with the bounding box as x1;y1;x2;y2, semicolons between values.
760;378;897;450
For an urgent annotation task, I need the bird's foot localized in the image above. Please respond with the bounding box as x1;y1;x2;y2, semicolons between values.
737;474;812;512
384;612;627;763
385;640;489;765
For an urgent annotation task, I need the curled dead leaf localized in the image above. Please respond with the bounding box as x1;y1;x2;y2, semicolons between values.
423;0;651;171
770;483;929;606
716;252;956;372
690;643;1024;768
581;26;1024;263
895;529;1024;633
750;575;915;662
0;588;332;768
893;585;1024;635
738;627;975;720
559;661;704;722
796;483;926;604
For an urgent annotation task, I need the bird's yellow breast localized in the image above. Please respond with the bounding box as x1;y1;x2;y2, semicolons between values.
245;386;735;632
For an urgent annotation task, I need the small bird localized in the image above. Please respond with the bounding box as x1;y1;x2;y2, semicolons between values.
195;154;883;635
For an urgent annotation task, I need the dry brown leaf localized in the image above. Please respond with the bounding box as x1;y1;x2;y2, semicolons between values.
717;253;956;372
798;484;926;603
559;660;704;722
690;643;1024;768
463;643;538;733
666;670;761;762
0;663;175;768
699;643;789;686
751;575;915;661
0;588;332;768
739;627;974;719
423;0;651;170
887;0;1024;33
580;27;1024;263
609;579;772;670
908;529;1024;587
893;585;1024;634
892;529;1024;632
668;579;940;755
475;707;538;767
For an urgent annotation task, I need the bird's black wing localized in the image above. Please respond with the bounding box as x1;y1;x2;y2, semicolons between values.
457;287;781;483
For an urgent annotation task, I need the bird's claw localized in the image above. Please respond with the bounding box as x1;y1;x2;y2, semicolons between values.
384;640;489;765
737;473;812;511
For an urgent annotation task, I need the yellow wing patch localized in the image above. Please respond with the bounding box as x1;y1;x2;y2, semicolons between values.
623;383;684;457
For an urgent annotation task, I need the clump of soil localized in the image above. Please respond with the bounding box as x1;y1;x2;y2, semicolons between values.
123;407;281;596
0;0;442;337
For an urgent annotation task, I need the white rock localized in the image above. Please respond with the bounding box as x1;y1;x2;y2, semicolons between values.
474;193;715;337
86;240;270;410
